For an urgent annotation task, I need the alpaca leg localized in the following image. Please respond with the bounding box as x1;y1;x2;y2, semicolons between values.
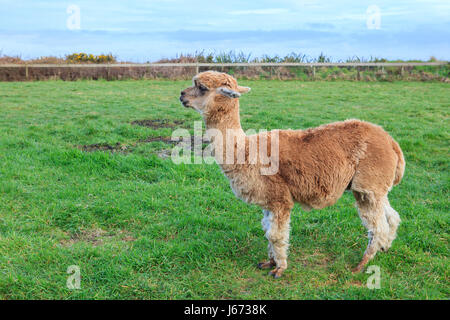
258;210;276;269
353;191;390;273
383;197;401;251
265;209;291;278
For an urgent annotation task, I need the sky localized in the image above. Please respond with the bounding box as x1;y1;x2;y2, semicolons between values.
0;0;449;62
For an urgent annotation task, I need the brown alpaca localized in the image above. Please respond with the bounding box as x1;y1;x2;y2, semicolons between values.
180;71;405;278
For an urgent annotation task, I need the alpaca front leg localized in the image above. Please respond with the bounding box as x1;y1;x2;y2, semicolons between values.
257;240;276;269
265;209;291;278
258;210;276;270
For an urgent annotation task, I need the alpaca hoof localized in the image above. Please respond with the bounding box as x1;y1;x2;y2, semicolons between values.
257;259;276;270
268;268;284;279
257;262;268;269
352;255;369;274
352;267;362;274
352;264;365;274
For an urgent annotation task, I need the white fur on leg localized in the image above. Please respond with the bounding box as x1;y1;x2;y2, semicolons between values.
266;213;290;270
261;210;275;260
374;214;390;252
261;210;271;234
383;201;401;249
356;203;390;260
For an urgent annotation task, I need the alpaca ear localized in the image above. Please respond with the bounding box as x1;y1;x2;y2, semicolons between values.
237;86;251;94
217;87;241;98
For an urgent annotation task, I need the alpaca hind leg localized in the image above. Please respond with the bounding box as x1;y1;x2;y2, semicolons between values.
383;197;401;251
353;191;390;273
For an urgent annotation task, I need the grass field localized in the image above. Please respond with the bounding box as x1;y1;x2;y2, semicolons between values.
0;79;448;299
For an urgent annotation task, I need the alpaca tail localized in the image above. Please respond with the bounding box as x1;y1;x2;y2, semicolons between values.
391;139;405;186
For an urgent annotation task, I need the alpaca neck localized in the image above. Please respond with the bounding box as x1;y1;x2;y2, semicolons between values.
204;100;246;167
204;100;243;133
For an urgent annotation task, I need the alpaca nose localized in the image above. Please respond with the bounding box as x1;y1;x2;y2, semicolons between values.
179;91;187;104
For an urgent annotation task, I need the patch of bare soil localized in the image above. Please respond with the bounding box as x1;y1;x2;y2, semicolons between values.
152;135;210;159
140;135;208;146
78;142;129;153
78;119;209;158
131;119;184;129
59;228;136;247
79;135;209;159
139;136;178;144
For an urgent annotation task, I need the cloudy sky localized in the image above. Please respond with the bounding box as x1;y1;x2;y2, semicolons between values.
0;0;449;61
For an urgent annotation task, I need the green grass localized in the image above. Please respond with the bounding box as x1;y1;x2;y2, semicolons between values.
0;79;448;299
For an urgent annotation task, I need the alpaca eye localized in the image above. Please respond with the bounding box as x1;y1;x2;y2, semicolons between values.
199;85;207;92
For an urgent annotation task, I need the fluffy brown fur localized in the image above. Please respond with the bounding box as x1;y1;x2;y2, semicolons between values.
180;71;405;278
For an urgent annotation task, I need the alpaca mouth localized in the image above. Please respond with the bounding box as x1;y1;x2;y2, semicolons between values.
179;96;189;107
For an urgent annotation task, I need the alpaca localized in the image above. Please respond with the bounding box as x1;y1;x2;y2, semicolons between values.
179;71;405;278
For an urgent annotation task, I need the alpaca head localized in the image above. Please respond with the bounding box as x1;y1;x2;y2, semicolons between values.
179;71;251;115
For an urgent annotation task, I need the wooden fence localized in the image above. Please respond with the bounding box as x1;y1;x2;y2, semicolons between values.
0;61;447;81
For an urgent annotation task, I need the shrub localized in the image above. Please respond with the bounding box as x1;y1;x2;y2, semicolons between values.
66;53;116;64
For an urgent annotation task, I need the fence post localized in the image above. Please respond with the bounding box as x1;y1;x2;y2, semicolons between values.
195;62;199;75
25;64;29;80
312;66;316;79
